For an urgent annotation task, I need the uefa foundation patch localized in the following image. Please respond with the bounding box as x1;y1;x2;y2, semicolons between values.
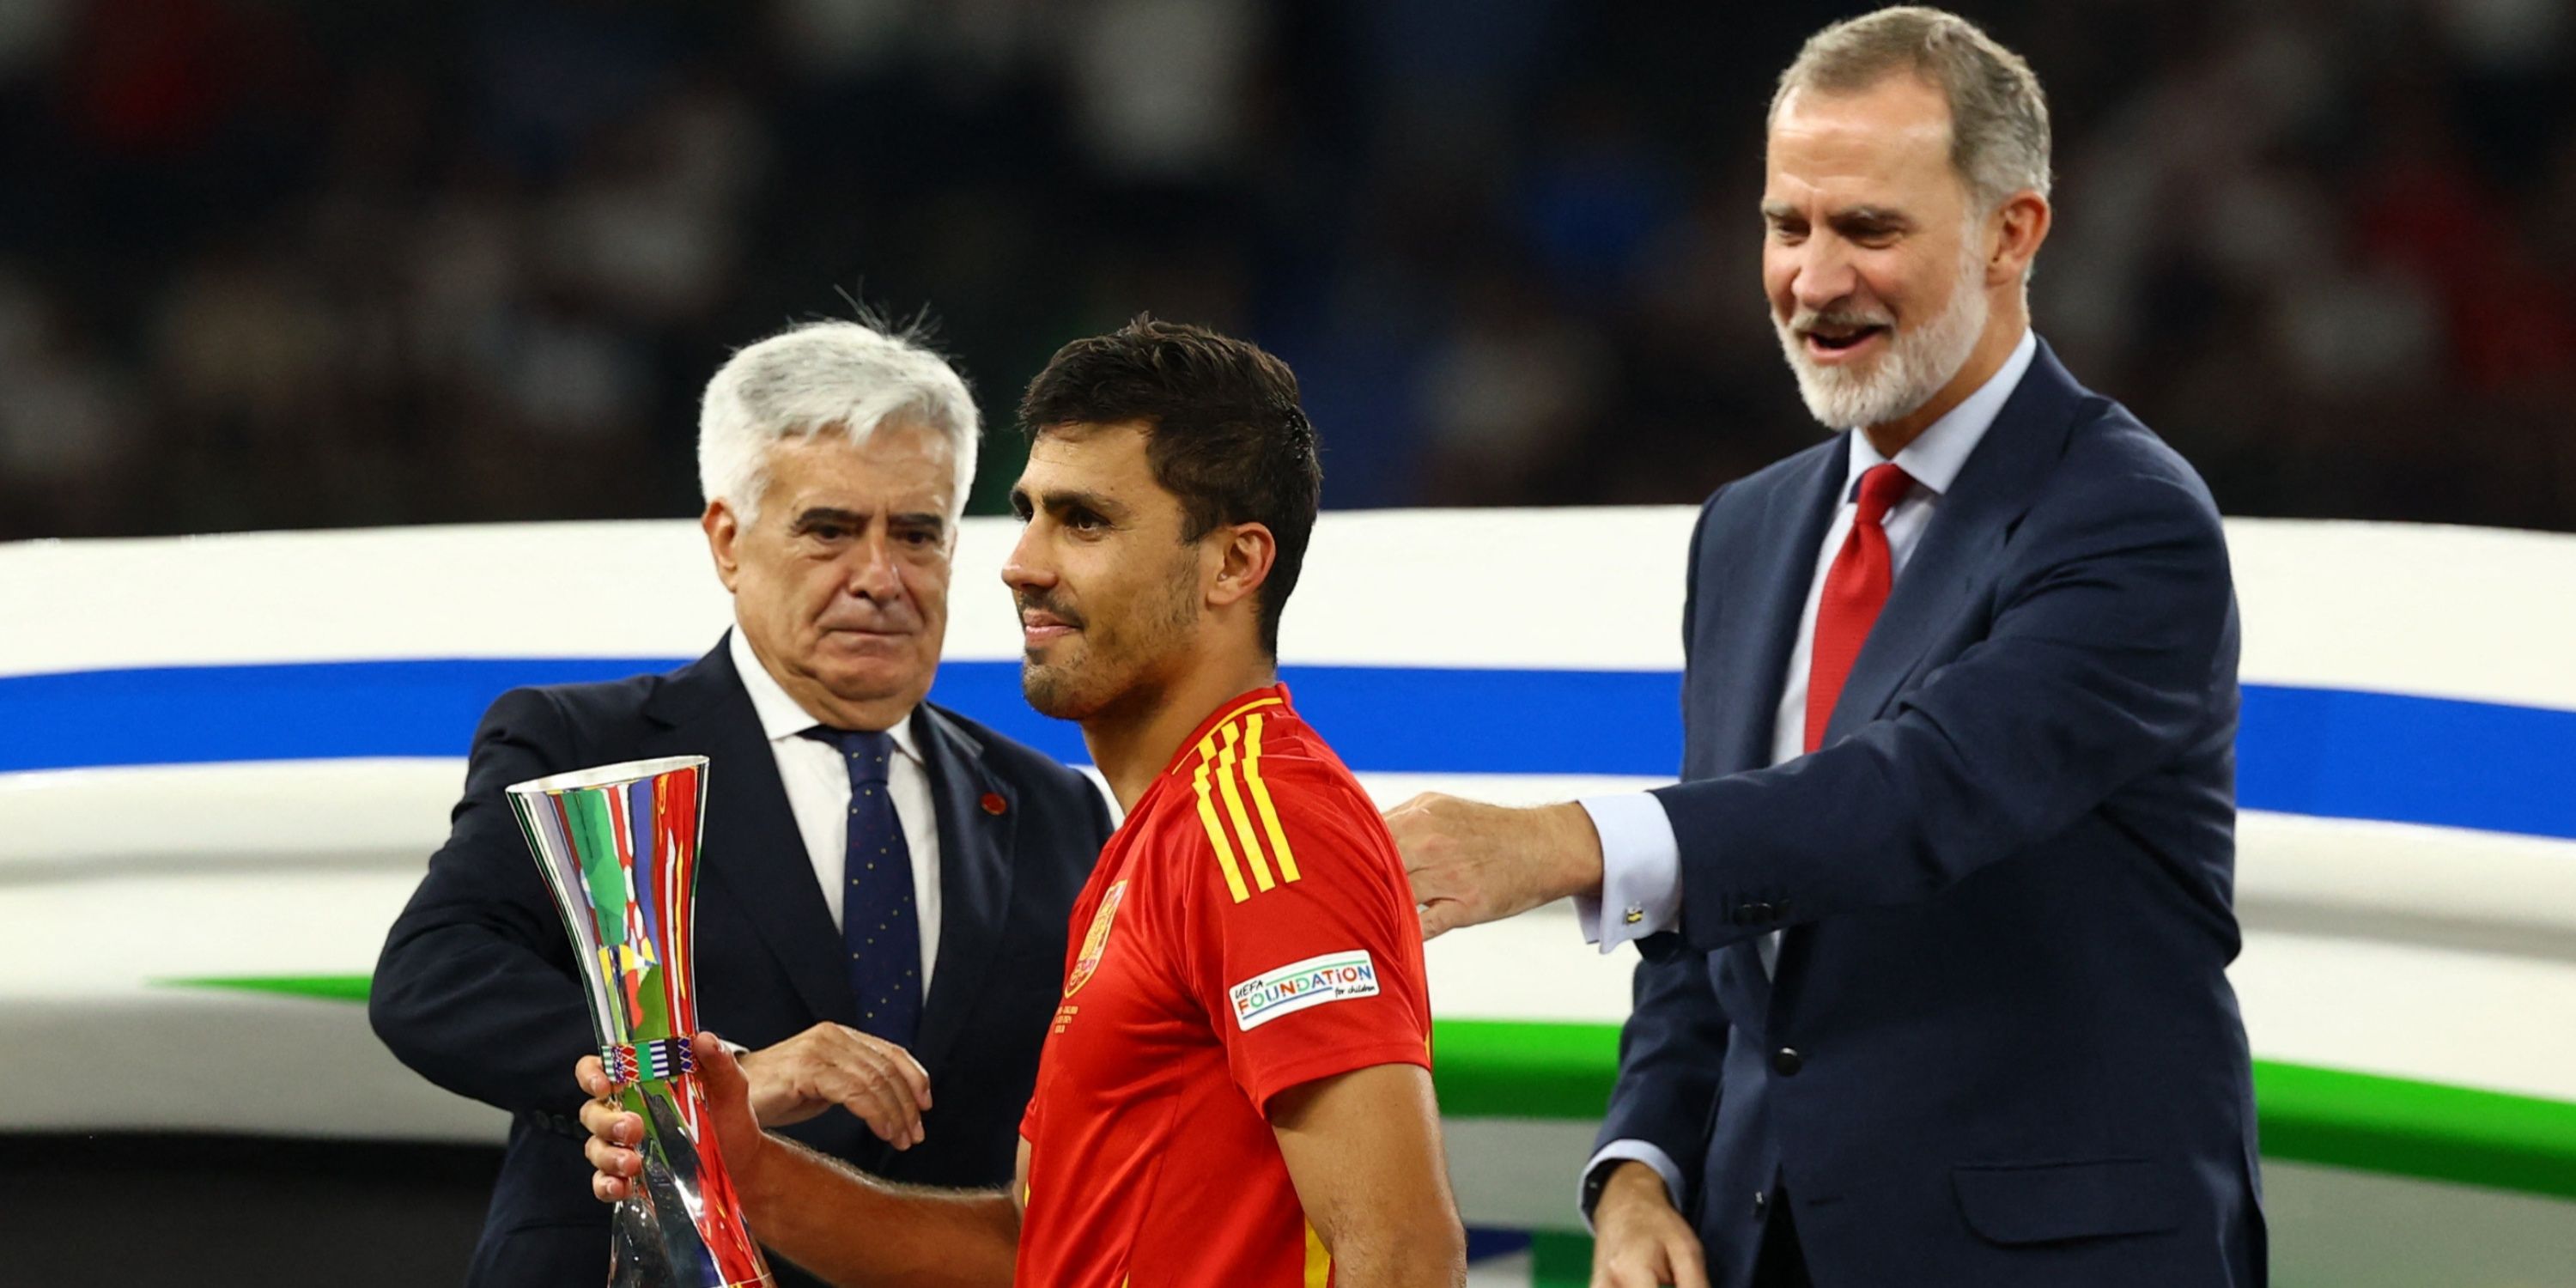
1229;950;1380;1031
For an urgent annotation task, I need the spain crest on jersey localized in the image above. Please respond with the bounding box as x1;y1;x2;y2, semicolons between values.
1063;879;1128;999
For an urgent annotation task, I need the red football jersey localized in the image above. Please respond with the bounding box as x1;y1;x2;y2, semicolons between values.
1014;684;1434;1288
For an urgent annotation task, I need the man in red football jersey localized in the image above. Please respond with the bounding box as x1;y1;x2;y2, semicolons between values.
580;319;1466;1287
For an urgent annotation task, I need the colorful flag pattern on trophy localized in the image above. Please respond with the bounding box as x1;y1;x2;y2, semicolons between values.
509;755;775;1288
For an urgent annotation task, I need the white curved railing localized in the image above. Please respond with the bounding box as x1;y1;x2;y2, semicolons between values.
4;512;2573;1283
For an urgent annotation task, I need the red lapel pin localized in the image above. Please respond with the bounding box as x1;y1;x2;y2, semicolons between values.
981;792;1006;816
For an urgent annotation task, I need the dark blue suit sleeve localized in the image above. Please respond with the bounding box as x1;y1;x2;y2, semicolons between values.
1652;468;2233;954
1595;490;1729;1205
369;687;597;1121
1593;950;1729;1208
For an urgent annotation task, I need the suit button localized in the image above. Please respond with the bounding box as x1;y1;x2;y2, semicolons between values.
1772;1047;1803;1077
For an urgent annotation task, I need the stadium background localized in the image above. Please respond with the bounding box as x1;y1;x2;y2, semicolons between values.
4;1;2574;1285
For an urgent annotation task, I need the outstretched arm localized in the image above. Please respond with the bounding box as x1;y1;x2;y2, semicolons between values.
581;1034;1019;1288
1398;470;2233;949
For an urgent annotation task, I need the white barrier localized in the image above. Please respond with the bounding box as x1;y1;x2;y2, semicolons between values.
4;512;2574;1280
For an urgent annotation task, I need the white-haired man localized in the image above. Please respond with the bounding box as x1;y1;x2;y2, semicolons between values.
373;321;1115;1288
1392;9;2262;1287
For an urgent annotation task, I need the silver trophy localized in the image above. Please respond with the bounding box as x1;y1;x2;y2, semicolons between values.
507;756;775;1287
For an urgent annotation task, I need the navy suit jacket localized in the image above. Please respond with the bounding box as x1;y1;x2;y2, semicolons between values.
372;639;1112;1288
1596;339;2264;1288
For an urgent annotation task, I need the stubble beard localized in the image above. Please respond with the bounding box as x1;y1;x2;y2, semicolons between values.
1019;552;1203;723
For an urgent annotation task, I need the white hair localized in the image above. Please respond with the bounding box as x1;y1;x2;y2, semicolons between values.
696;320;981;525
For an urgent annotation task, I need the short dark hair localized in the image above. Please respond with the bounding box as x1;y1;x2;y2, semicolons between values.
1018;317;1321;657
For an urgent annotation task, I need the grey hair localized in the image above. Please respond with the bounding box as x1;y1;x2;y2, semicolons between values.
697;319;981;526
1771;6;2052;213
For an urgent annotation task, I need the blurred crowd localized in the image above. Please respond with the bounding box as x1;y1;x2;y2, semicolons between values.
2;0;2572;540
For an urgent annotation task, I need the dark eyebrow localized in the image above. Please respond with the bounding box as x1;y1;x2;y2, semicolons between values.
1760;200;1803;222
888;511;947;535
1028;486;1128;523
1827;205;1912;232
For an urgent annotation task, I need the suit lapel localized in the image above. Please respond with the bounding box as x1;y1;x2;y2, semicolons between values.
1697;444;1844;1016
644;639;859;1026
1818;341;2081;748
1710;441;1848;773
908;704;1018;1079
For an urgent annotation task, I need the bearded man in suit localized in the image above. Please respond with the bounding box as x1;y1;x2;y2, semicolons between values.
1392;9;2263;1287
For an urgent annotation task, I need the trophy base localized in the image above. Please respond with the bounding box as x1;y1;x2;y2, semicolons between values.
610;1184;776;1288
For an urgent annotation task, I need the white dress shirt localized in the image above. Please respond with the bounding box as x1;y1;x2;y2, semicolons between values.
1571;328;2036;1216
729;628;944;993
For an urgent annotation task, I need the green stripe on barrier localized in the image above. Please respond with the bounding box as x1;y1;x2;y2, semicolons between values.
1424;1019;2576;1201
157;974;374;1003
2251;1059;2576;1201
1432;1018;1625;1118
161;977;2576;1202
1528;1231;1594;1287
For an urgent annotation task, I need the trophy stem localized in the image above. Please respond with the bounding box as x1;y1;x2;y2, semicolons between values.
509;756;775;1288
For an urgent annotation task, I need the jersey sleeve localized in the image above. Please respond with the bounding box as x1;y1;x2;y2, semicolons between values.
1167;749;1432;1115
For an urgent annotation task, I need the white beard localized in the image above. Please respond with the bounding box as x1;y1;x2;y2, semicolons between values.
1774;240;1990;433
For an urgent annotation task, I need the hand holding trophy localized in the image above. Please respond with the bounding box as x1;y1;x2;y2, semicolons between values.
508;756;776;1288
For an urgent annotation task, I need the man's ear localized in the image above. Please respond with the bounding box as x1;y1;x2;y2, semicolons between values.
1206;521;1278;613
1987;189;2051;287
703;500;743;593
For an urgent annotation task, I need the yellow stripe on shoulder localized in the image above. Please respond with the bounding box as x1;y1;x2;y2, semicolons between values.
1192;706;1321;902
1212;724;1276;892
1191;742;1253;902
1241;713;1301;884
1211;694;1285;732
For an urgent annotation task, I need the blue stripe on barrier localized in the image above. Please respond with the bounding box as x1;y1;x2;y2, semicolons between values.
2;659;2571;841
0;659;679;773
2237;685;2576;844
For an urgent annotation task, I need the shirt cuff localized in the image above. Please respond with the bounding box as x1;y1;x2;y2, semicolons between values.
1575;793;1683;952
1579;1139;1687;1232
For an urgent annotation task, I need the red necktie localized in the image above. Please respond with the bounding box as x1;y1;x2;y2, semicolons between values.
1805;462;1916;753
